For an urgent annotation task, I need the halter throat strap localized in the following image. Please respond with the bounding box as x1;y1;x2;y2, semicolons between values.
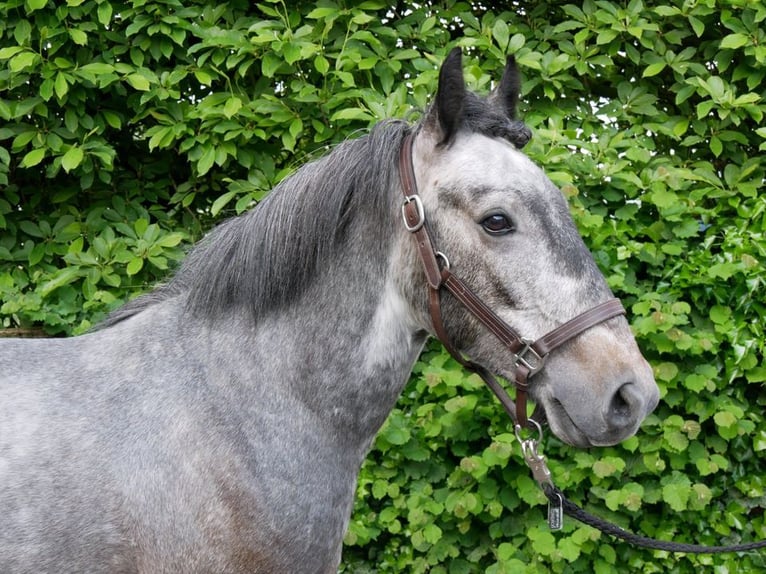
398;132;626;428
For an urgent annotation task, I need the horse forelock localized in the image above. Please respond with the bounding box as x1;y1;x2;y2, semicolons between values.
99;120;410;329
460;91;532;148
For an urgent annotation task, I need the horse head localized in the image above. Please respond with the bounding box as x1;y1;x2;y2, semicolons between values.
399;49;659;447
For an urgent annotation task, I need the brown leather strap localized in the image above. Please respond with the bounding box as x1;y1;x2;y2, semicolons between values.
430;278;531;424
400;133;443;290
533;298;625;355
398;131;626;430
442;272;534;358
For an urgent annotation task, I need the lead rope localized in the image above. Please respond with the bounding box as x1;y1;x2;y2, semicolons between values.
518;426;766;553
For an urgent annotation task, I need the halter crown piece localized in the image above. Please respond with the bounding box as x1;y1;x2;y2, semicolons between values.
398;132;626;430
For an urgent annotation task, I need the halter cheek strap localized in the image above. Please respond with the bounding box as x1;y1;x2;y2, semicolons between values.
398;132;626;429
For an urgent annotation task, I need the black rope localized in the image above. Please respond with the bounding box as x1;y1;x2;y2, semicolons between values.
543;484;766;554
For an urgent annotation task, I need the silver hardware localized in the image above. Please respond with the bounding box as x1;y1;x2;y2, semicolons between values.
512;337;545;375
516;419;564;530
402;195;425;232
515;420;551;487
515;418;544;446
548;491;563;531
435;251;450;271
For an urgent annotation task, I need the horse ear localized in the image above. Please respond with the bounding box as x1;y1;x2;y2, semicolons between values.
428;47;465;145
492;55;522;119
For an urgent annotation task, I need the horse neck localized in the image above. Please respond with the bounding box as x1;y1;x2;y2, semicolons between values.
199;219;427;458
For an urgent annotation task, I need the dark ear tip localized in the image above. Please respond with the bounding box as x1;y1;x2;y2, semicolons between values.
495;53;522;120
444;47;462;68
433;46;466;145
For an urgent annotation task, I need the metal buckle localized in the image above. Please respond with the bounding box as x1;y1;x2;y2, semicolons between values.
513;337;545;375
402;195;425;232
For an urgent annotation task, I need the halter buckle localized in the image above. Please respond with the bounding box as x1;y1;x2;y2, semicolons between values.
513;337;545;375
402;195;425;232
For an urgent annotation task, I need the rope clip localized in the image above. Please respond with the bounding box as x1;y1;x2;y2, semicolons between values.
516;420;563;531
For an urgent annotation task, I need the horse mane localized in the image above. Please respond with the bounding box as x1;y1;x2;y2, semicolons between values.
97;85;531;330
98;119;411;329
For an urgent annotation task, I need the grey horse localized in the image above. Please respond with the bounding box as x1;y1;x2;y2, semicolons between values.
0;49;659;573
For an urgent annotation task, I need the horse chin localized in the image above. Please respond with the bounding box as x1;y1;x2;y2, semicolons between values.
541;397;633;448
541;398;596;448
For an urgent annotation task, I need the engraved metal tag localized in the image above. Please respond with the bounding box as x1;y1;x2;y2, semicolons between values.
548;492;563;531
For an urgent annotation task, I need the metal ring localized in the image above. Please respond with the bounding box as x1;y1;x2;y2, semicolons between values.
514;418;543;445
435;251;450;271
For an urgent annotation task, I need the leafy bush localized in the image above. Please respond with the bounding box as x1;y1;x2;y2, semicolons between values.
2;0;765;572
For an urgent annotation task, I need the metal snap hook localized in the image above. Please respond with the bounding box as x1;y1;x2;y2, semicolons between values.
515;419;552;488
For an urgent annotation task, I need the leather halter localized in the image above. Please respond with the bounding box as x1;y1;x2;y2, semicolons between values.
398;132;627;429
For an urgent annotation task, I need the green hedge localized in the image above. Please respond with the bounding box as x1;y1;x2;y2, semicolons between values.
1;1;765;572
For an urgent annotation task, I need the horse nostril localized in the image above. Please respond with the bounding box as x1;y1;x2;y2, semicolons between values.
608;382;640;428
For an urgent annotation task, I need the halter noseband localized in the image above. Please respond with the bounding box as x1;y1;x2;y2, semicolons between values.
398;132;626;429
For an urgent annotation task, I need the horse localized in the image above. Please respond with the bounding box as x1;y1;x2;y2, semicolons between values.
0;49;659;573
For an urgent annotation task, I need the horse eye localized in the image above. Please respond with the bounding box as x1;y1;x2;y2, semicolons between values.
481;214;514;235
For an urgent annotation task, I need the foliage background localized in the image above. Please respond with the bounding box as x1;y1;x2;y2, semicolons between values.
1;0;765;571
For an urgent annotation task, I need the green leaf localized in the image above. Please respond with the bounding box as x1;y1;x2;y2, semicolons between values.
194;69;214;86
39;266;82;296
223;97;242;119
97;2;113;26
654;362;678;382
662;478;691;512
262;53;281;78
709;135;722;156
69;29;88;46
210;190;237;217
125;73;151;91
54;72;68;100
19;220;43;238
709;305;731;324
126;257;144;276
9;51;38;72
747;366;766;383
492;19;510;49
509;33;526;53
26;0;48;10
79;62;116;75
61;146;84;172
689;16;705;37
422;523;442;544
714;411;737;428
720;33;749;50
197;145;216;176
102;110;122;129
643;62;665;77
20;148;46;167
282;42;301;65
0;46;25;59
330;108;374;122
596;29;618;45
306;7;337;19
314;55;329;75
592;457;625;478
529;526;557;556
